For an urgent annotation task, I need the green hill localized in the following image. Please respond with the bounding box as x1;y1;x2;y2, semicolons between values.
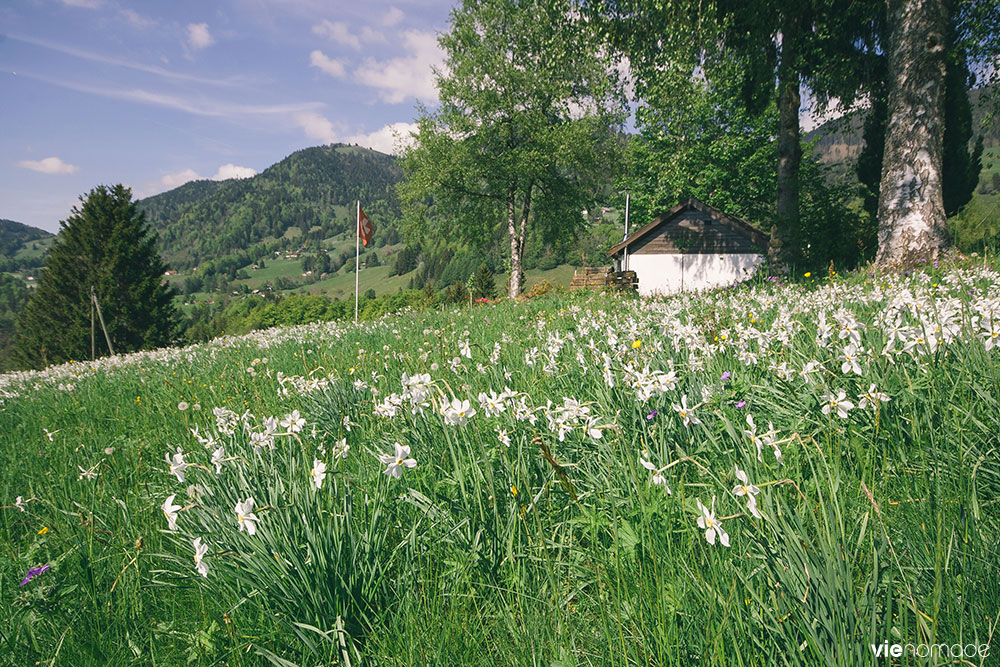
138;144;403;271
0;219;54;272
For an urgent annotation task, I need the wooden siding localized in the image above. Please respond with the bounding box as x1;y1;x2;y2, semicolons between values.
629;211;762;255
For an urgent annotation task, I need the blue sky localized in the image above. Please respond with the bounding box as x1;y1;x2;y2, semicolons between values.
1;0;454;232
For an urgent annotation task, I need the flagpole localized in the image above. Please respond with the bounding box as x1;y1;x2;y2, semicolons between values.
354;199;360;323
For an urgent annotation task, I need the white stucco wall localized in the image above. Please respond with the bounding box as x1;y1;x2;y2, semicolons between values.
626;253;763;296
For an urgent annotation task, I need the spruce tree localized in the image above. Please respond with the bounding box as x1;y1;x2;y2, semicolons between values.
14;184;179;368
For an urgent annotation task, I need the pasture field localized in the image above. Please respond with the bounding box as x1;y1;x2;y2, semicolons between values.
1;258;999;665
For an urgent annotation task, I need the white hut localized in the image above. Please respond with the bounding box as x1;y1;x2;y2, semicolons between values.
608;197;768;296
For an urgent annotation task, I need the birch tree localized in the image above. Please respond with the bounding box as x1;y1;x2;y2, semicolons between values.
398;0;624;298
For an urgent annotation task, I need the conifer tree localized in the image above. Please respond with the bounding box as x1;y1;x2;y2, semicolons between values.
14;184;179;368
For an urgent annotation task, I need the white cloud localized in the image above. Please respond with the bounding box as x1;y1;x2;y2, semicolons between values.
161;168;201;189
312;20;385;50
360;27;386;44
295;111;338;143
293;112;416;155
354;30;444;104
345;121;417;155
382;7;404;27
119;9;156;30
309;50;346;78
57;0;103;8
312;20;360;50
17;156;79;174
186;23;215;51
213;164;257;180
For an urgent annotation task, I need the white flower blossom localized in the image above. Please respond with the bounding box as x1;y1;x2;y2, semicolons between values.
234;497;260;536
311;459;327;490
696;496;730;547
378;442;417;478
162;494;182;531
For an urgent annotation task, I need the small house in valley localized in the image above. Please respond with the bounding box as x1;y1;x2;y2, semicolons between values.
607;197;768;296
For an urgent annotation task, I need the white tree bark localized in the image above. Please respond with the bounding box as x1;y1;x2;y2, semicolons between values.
875;0;949;267
507;193;523;299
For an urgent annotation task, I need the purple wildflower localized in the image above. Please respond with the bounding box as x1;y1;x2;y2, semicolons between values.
646;409;658;420
19;564;50;587
720;371;731;382
735;400;747;409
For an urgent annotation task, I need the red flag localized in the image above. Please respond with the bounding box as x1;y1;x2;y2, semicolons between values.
358;206;374;247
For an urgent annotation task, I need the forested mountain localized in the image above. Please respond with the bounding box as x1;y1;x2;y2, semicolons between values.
138;144;403;270
0;219;52;258
808;85;999;170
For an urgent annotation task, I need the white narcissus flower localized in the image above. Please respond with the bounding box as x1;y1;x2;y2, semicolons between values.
820;390;854;418
378;442;417;479
15;496;25;512
166;448;188;482
696;497;730;547
281;410;306;433
311;459;327;490
639;458;671;494
459;339;472;359
496;428;511;448
441;398;476;426
211;447;226;474
234;497;260;536
732;467;762;519
673;394;701;427
332;438;350;459
858;384;890;410
162;494;182;531
193;537;209;578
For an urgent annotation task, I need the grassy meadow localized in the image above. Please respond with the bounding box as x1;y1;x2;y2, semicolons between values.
2;257;999;665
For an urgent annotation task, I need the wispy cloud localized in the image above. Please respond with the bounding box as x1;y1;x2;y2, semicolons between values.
382;7;404;27
119;9;156;30
309;50;345;78
185;23;215;52
17;156;80;174
354;30;443;104
312;20;385;50
7;34;246;87
312;20;360;50
56;0;103;8
19;72;324;119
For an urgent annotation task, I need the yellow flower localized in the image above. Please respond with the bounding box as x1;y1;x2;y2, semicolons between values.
511;485;518;497
804;272;811;277
632;340;642;349
38;526;48;535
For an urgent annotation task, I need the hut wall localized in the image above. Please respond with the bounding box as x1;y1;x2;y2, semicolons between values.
628;252;763;296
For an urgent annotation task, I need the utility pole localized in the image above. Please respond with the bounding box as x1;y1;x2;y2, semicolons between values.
91;287;115;356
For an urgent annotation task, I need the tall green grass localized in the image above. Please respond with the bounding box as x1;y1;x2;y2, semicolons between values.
1;259;998;665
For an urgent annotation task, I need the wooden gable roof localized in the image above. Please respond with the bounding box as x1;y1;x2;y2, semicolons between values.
607;198;768;257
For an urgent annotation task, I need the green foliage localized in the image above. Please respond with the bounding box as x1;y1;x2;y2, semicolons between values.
0;274;30;371
470;263;498;300
13;185;179;368
625;65;867;269
399;0;625;297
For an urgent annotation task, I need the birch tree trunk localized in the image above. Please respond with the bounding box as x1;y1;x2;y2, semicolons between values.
507;192;523;299
875;0;949;267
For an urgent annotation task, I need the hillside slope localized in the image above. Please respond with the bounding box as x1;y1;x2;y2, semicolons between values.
138;144;403;270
